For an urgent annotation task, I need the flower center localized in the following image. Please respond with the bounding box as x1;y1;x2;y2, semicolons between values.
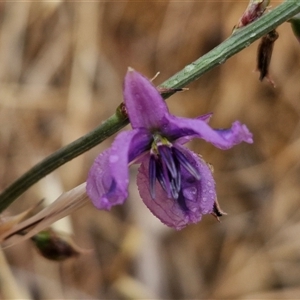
149;134;201;203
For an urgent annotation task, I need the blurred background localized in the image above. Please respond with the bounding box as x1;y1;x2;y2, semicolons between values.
1;1;300;299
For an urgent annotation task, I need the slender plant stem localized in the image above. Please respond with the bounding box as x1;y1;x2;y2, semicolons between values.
161;1;300;88
0;0;299;212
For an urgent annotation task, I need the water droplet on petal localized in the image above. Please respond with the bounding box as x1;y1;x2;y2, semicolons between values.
109;155;119;163
101;197;109;207
183;187;197;201
190;187;197;195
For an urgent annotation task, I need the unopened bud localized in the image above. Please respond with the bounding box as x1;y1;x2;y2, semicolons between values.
116;102;128;119
31;229;85;261
256;29;279;87
234;0;270;31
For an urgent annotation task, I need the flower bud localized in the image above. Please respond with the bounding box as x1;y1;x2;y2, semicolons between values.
31;229;85;261
256;29;279;87
234;0;270;31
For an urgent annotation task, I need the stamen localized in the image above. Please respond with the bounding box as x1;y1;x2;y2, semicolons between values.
149;155;157;199
149;135;201;202
170;178;179;199
158;145;177;178
173;155;181;193
172;147;201;180
156;160;171;197
177;190;189;212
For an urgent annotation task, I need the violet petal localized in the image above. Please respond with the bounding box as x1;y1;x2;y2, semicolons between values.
87;129;151;210
137;147;216;230
149;155;157;199
124;68;169;130
176;113;213;145
163;114;253;149
86;149;120;210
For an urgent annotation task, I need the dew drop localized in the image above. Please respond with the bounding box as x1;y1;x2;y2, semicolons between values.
109;155;119;163
189;187;197;195
101;197;109;206
183;187;197;200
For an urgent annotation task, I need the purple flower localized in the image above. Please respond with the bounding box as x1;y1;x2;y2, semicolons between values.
86;68;253;230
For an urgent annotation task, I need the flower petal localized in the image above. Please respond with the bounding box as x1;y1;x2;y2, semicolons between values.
163;115;253;149
86;148;117;210
176;113;213;145
196;112;213;123
124;68;169;130
137;147;216;230
87;129;151;210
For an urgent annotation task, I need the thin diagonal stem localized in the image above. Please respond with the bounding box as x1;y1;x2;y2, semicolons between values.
0;0;299;212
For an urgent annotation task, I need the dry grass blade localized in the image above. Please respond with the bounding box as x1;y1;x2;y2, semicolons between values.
0;183;89;247
0;248;31;299
0;200;43;236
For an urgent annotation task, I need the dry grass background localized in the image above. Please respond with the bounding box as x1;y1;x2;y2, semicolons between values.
1;1;300;299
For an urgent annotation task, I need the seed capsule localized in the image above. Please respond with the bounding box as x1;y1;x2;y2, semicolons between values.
256;29;279;87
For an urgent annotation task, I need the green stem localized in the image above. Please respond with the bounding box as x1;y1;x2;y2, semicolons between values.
0;0;299;212
161;1;300;89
